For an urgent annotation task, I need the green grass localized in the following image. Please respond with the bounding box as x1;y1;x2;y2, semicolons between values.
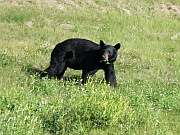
0;0;180;134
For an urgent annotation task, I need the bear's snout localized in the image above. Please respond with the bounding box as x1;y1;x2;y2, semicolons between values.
101;52;109;62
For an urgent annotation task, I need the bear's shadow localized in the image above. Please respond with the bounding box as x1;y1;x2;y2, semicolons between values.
23;65;82;82
23;65;105;84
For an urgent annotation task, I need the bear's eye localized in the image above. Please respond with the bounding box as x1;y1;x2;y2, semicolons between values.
107;50;112;56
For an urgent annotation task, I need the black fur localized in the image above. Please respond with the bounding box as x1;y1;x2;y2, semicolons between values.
41;38;121;86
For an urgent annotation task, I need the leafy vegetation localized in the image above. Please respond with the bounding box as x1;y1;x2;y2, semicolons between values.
0;0;179;134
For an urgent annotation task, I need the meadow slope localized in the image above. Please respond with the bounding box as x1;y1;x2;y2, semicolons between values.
0;0;180;134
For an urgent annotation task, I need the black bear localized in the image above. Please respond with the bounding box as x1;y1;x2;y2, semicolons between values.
41;38;121;86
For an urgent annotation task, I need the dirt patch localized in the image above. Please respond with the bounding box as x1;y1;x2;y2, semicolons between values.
35;0;81;10
36;0;57;8
171;33;179;40
11;0;19;5
25;21;33;27
85;0;98;7
60;24;75;29
122;8;132;16
56;3;66;10
83;0;108;12
61;0;80;9
155;3;180;18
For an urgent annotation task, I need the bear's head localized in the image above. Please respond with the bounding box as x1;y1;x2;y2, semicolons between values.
99;40;121;64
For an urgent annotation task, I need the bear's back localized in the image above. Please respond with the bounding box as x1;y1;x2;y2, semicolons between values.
55;38;100;52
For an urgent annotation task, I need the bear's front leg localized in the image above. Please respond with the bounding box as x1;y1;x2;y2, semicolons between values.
82;69;98;84
104;63;117;86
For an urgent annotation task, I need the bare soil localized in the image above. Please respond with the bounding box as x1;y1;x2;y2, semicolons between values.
155;3;180;18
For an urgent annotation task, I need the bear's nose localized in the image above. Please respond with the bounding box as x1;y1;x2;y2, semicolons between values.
102;52;109;61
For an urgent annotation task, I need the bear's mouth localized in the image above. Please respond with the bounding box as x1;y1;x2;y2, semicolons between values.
100;59;110;64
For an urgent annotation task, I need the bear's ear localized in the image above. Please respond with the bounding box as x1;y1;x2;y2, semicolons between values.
114;43;121;50
100;40;105;47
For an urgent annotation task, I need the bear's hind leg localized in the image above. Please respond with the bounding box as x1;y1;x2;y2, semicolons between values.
43;64;58;79
56;66;67;80
46;61;66;79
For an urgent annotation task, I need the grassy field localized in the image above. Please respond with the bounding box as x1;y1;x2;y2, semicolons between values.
0;0;180;134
